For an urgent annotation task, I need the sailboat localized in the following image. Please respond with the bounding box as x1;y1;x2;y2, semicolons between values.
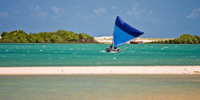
106;16;144;52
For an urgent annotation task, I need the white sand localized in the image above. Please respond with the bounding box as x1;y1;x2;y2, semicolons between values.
94;36;160;43
0;66;200;75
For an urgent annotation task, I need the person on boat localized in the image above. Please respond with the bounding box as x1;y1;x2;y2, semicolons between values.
106;44;112;52
110;45;112;49
114;47;117;50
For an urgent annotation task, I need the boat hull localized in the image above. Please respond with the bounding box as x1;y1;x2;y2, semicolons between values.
130;41;143;44
106;48;121;52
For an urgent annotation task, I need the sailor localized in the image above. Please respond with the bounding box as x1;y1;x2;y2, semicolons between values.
110;45;112;49
114;47;117;50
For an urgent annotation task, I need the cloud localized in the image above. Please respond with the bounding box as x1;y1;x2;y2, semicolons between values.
74;12;89;22
0;12;9;17
126;12;132;16
35;6;40;11
93;7;106;16
150;18;161;25
186;8;200;19
111;6;117;10
29;6;48;18
126;2;145;18
29;6;40;11
76;12;82;17
13;10;21;14
37;12;48;17
31;12;48;18
51;6;65;15
148;10;152;16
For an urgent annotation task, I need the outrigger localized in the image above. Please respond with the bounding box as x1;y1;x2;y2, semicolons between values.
106;16;144;52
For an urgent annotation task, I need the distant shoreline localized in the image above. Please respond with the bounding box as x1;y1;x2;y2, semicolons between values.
0;66;200;75
94;34;200;44
94;36;173;44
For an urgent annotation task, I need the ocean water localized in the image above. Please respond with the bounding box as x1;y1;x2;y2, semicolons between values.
0;75;200;100
0;44;200;66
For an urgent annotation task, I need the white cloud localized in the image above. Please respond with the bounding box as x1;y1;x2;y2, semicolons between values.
31;12;48;18
37;12;48;17
93;7;106;16
186;8;200;19
29;6;40;11
0;12;9;17
29;6;48;18
74;12;89;22
150;18;161;25
148;10;152;16
111;6;117;10
35;6;40;11
51;6;65;15
126;12;132;16
13;10;21;14
52;6;60;14
76;12;82;17
126;2;145;18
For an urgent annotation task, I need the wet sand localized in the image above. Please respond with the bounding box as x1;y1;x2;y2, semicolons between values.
0;66;200;75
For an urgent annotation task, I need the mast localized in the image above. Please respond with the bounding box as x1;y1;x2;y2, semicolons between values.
111;25;115;49
111;16;117;49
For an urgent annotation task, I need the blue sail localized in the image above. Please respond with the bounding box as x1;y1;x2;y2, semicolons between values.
113;16;144;47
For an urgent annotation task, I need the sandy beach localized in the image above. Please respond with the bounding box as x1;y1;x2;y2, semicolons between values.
0;66;200;75
94;36;167;43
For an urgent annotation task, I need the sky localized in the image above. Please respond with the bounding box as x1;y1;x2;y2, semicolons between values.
0;0;200;38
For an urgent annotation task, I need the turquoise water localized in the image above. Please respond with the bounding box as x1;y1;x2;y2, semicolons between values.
0;44;200;66
0;75;200;100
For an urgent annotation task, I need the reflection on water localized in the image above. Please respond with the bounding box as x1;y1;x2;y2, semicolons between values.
0;75;200;100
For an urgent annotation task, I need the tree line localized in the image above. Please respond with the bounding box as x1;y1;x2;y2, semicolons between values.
0;29;96;43
150;34;200;44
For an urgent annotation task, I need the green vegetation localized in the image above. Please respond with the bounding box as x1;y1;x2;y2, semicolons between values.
150;34;200;44
0;29;96;43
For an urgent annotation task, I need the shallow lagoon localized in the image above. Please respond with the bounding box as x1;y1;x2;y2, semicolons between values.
0;75;200;100
0;44;200;66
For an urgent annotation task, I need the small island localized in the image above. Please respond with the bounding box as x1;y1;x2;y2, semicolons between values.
0;29;96;43
0;30;200;44
150;34;200;44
